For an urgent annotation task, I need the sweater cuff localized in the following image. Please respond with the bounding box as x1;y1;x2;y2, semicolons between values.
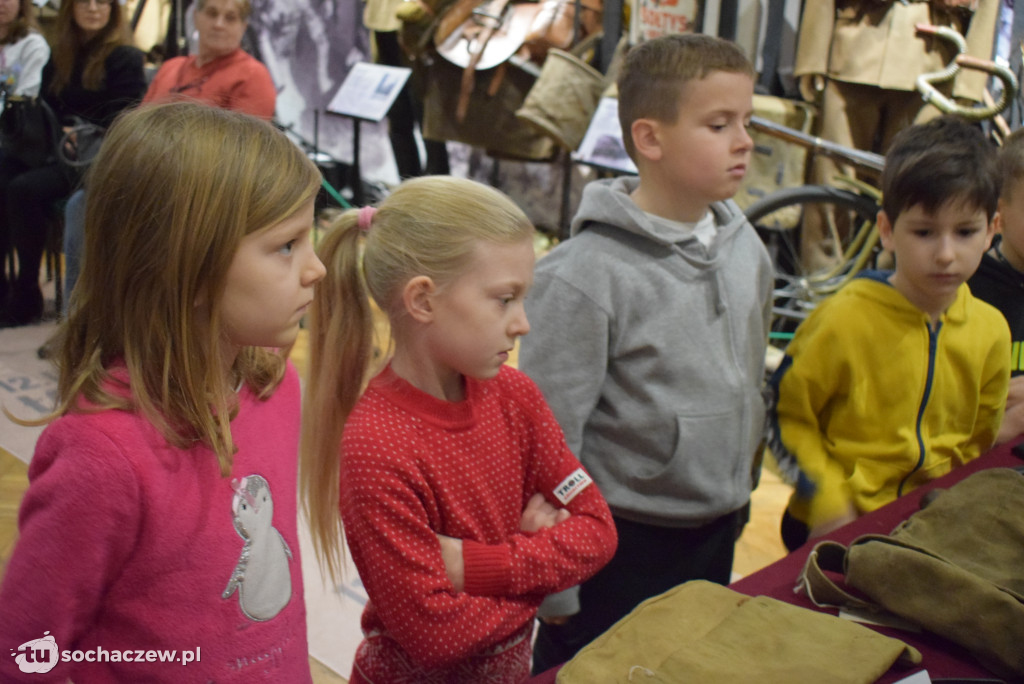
537;586;580;618
461;539;511;596
806;478;854;529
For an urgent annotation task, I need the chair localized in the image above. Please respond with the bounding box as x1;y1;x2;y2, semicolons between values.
42;199;64;317
1;200;63;319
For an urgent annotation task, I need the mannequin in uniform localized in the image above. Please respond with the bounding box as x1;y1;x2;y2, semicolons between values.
794;0;998;270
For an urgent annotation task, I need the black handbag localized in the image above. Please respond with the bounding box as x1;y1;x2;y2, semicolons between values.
0;94;61;168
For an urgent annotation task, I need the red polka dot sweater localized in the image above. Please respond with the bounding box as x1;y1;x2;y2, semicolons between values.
340;364;617;683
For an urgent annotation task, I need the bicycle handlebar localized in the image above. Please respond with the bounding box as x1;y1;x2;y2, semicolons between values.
914;23;1019;121
749;116;886;176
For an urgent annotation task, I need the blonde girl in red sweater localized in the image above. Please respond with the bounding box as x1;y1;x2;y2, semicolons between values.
302;175;617;683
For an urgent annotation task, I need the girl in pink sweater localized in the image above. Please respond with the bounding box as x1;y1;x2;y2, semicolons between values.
0;101;325;683
302;176;618;683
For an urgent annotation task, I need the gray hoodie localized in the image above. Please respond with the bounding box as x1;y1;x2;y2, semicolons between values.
520;176;773;528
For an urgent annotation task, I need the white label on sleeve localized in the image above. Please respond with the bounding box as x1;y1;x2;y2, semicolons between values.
553;468;593;505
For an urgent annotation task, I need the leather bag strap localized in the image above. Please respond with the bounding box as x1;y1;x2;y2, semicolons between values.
455;0;512;121
797;540;879;613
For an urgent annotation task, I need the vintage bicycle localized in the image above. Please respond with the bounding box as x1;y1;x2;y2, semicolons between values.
746;24;1018;343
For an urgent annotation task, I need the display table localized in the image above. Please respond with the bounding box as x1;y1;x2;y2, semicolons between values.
528;440;1024;683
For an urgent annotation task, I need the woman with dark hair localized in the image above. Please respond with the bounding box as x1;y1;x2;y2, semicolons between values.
0;0;145;326
57;0;276;322
0;0;49;96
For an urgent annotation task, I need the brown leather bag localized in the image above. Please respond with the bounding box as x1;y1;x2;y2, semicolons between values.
799;468;1024;680
434;0;602;122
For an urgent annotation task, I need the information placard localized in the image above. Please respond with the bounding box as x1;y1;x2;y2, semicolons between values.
573;97;638;175
326;62;412;123
630;0;699;43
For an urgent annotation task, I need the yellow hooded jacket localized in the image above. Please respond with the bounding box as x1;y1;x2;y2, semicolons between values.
769;274;1010;529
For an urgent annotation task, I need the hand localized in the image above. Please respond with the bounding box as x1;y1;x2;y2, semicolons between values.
519;492;571;533
996;376;1024;444
932;0;977;9
436;534;464;592
61;126;78;157
540;615;570;626
807;505;857;540
798;74;825;103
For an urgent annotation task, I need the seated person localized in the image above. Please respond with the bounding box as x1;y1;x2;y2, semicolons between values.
62;0;275;314
968;127;1024;445
0;0;145;327
769;116;1010;551
144;0;274;118
0;0;49;97
0;0;50;303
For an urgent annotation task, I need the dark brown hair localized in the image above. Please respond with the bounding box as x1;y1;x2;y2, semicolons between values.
881;116;1000;223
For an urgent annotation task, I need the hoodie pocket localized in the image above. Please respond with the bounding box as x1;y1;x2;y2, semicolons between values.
626;407;746;507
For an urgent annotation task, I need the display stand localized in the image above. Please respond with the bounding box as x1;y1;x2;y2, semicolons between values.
326;61;412;206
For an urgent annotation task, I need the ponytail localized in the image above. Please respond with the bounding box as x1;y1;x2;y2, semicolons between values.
300;176;534;581
300;210;378;582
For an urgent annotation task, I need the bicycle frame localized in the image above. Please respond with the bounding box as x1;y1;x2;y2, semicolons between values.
749;22;1017;325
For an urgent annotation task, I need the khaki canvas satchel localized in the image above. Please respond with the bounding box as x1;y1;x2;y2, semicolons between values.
800;467;1024;680
556;580;920;684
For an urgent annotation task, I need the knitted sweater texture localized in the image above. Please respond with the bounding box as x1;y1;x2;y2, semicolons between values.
0;364;311;683
340;364;616;683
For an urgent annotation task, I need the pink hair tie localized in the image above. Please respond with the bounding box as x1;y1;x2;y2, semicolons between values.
358;206;377;233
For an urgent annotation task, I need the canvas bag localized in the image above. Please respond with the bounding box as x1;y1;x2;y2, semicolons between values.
733;94;815;227
556;580;921;684
799;467;1024;680
422;54;557;161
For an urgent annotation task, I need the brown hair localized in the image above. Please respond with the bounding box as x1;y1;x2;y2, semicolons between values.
37;101;321;476
48;0;133;93
617;33;754;160
0;0;39;45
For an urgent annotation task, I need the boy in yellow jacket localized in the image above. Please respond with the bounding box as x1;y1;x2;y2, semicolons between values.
769;116;1010;550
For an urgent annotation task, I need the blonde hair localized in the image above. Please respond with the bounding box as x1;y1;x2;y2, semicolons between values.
49;0;133;93
301;175;534;581
44;101;321;475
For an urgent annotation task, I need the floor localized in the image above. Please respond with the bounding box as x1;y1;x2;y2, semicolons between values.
0;286;792;683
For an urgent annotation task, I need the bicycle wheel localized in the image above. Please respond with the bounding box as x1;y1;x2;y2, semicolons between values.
744;185;881;339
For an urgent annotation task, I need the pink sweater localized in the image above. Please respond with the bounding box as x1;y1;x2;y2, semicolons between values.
341;365;617;683
0;364;310;683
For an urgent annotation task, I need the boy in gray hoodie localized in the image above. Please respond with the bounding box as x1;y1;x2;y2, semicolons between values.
520;33;773;672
